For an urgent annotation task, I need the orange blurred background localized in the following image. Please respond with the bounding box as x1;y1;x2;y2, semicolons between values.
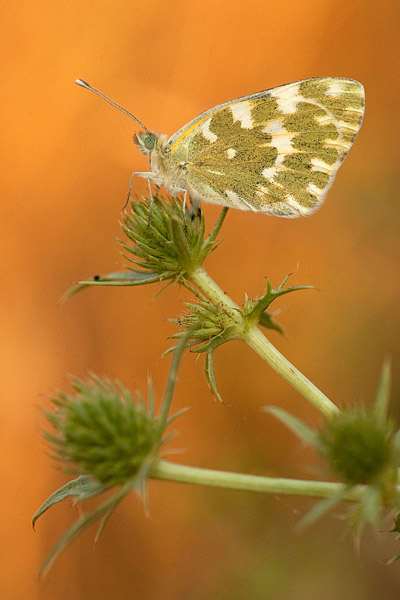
2;1;400;598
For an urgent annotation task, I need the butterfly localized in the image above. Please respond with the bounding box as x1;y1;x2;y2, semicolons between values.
76;77;364;217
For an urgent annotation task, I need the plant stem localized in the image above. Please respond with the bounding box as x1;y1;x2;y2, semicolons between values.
188;266;339;417
151;459;362;500
244;327;338;417
188;267;241;320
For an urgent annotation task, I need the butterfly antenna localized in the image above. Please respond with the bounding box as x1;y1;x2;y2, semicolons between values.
75;79;149;132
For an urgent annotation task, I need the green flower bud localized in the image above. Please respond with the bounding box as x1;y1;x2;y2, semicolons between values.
121;196;221;281
175;299;235;343
319;406;396;486
45;375;162;487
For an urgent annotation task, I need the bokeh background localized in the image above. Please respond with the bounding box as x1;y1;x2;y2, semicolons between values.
2;1;400;598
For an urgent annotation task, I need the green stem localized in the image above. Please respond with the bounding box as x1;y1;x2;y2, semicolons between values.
188;267;241;321
244;327;338;417
188;266;339;417
151;459;362;500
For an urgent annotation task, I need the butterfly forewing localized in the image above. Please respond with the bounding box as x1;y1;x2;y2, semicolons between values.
169;77;364;216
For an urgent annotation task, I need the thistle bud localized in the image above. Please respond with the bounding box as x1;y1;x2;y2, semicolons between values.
45;375;162;487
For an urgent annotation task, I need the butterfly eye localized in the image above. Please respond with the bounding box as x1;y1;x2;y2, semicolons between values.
134;131;156;155
143;134;156;150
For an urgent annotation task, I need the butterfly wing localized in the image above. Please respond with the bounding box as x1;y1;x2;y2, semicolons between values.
168;77;364;216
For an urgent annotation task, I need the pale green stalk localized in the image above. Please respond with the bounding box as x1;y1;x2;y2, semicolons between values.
244;327;338;417
189;266;241;320
151;459;362;500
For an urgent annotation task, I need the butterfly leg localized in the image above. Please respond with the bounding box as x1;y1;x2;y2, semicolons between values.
122;171;155;210
147;177;155;228
174;187;188;233
190;205;201;221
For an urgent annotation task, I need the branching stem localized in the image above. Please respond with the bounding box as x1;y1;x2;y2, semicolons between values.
188;266;339;417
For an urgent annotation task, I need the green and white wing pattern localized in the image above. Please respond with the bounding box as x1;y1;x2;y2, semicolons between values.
169;77;364;216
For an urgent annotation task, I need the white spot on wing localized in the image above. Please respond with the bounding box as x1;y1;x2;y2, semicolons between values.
263;120;286;134
275;98;299;114
260;154;287;185
270;83;302;115
257;179;284;197
338;121;360;132
226;148;236;159
271;133;295;154
271;82;300;98
325;81;345;96
200;117;218;143
275;155;285;167
230;101;253;128
311;158;331;173
262;167;277;179
256;185;269;198
325;139;350;149
315;114;335;126
306;182;321;196
286;195;307;214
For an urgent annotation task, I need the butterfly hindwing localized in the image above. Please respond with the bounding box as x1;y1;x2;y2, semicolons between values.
168;77;364;216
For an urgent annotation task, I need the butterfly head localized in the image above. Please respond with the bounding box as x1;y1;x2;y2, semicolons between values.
134;131;157;155
134;131;170;158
